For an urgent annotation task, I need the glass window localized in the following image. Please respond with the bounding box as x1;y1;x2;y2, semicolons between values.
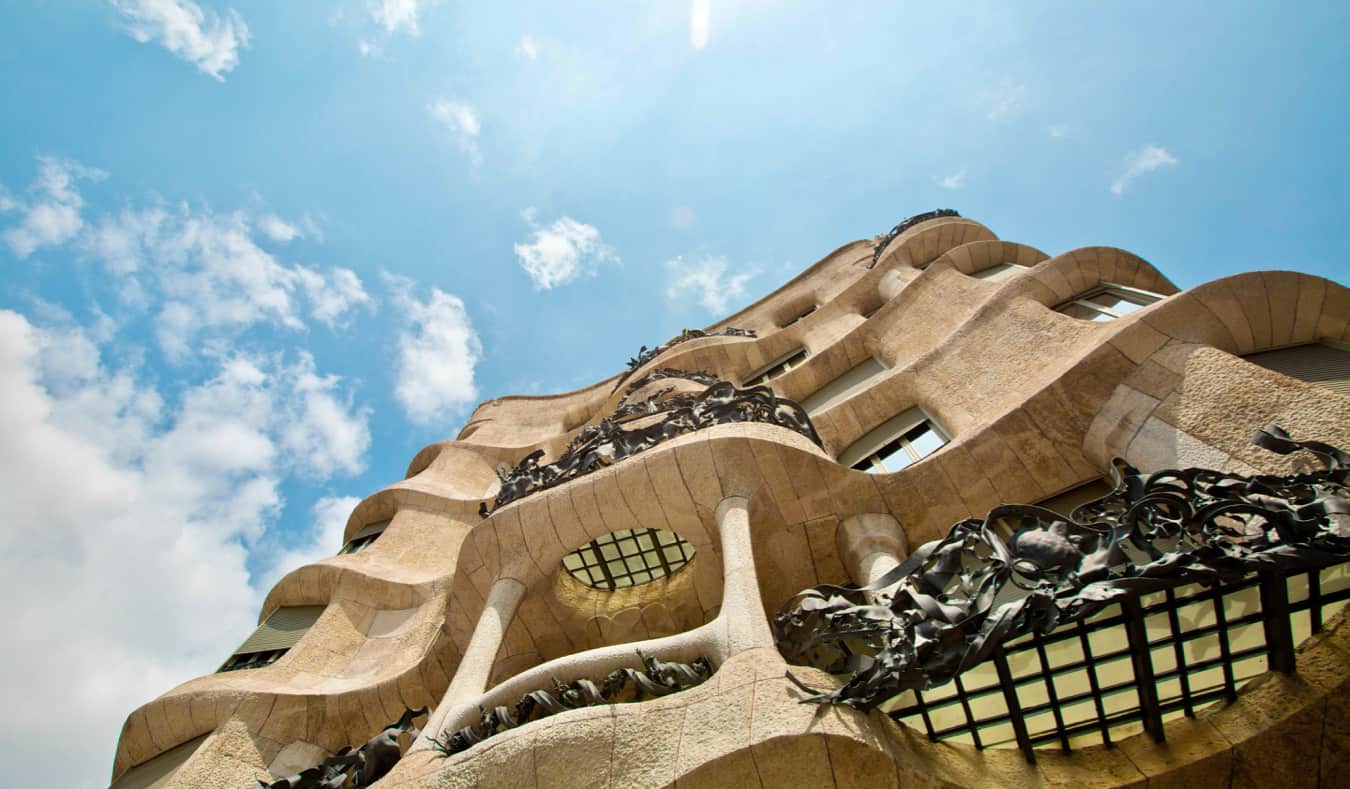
1054;285;1162;321
744;347;808;387
840;407;950;473
561;528;695;590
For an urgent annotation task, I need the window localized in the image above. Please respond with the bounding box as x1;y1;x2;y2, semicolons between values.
341;519;390;554
781;304;817;328
561;528;694;590
990;478;1113;538
799;357;887;414
971;262;1028;282
1243;341;1350;397
218;605;325;673
839;407;949;473
1053;284;1162;322
744;347;808;387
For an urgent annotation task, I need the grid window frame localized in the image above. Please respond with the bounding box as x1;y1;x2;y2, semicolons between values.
839;407;950;473
561;528;695;591
886;563;1350;760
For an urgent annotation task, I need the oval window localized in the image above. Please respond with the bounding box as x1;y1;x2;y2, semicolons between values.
561;528;694;590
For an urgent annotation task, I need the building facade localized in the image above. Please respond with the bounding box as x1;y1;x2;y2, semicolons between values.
112;213;1350;788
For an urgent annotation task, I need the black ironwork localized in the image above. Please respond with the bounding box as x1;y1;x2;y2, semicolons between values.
564;527;694;590
430;651;712;757
869;209;961;268
774;425;1350;714
619;367;721;402
611;328;755;394
881;567;1349;755
483;380;821;515
260;707;427;788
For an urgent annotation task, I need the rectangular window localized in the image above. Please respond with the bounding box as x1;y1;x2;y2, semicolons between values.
1054;284;1162;321
781;304;817;328
341;519;390;554
800;357;887;414
744;347;808;387
971;262;1028;281
1242;341;1350;397
839;407;949;473
217;605;325;673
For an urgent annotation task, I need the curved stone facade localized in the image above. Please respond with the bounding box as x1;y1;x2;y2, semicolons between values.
111;214;1350;787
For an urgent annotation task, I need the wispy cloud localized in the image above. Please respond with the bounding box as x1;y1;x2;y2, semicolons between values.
936;169;967;190
428;99;482;174
3;156;373;358
1047;122;1072;138
1;157;106;258
111;0;250;81
385;274;482;425
665;255;756;315
516;33;538;61
1111;145;1179;196
513;210;617;290
370;0;424;35
690;0;711;50
984;79;1025;121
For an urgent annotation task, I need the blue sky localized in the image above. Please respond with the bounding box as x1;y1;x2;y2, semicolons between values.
1;1;1347;785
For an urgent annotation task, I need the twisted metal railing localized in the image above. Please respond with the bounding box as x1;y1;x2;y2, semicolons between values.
260;707;427;789
610;328;755;394
430;651;712;757
481;380;820;515
868;209;961;268
774;425;1350;713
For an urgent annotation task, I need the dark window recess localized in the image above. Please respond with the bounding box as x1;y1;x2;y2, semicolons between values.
341;519;390;554
1243;342;1350;397
886;564;1349;760
561;528;695;591
782;304;817;328
217;605;325;673
745;348;808;387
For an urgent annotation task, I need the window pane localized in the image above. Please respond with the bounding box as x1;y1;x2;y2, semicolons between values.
907;424;947;459
1059;302;1105;320
877;445;915;472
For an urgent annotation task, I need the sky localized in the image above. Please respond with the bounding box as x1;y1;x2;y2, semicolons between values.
0;1;1347;785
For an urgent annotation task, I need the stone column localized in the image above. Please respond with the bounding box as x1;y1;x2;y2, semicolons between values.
715;496;776;657
837;513;907;594
417;576;526;746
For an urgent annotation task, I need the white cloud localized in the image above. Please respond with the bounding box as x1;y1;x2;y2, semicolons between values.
257;495;361;591
357;38;379;57
429;99;483;173
671;206;696;229
690;0;711;50
370;0;423;35
513;212;617;290
258;214;301;243
516;33;538;60
1048;122;1071;138
111;0;250;81
2;157;106;259
665;255;756;315
984;79;1025;121
89;204;370;358
387;276;482;425
0;309;368;787
5;157;370;358
1111;145;1179;196
295;265;372;327
937;169;967;190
